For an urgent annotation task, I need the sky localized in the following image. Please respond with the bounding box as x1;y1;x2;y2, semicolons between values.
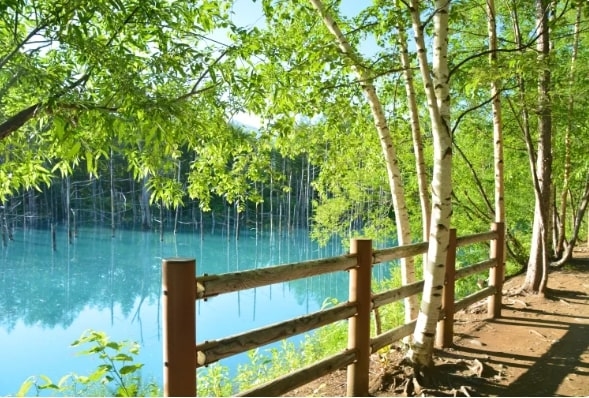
221;0;380;129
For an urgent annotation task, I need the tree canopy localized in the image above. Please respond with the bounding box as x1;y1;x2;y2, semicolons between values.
3;0;589;319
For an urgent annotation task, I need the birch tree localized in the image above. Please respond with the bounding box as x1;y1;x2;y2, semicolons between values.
397;13;431;243
487;0;505;226
406;0;453;368
308;0;418;322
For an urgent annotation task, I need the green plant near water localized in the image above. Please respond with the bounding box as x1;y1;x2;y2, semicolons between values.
197;265;415;397
15;253;520;397
16;330;160;397
197;298;350;396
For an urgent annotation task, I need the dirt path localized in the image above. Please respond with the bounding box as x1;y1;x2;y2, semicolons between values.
288;247;589;397
447;251;589;396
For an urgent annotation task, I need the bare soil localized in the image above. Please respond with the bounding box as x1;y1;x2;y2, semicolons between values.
287;246;589;397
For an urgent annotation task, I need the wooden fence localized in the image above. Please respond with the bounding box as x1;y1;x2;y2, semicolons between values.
162;222;505;397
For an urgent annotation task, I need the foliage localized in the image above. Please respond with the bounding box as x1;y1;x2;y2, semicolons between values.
0;0;274;211
16;330;160;397
2;0;588;261
197;363;233;397
196;294;352;396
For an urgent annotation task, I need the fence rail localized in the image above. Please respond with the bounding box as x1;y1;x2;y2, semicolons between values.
162;222;505;397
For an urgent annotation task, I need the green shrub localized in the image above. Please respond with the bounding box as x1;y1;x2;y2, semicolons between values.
16;330;160;397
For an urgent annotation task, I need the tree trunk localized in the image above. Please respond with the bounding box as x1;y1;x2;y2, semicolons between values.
407;0;452;368
521;0;552;294
555;1;581;260
66;176;72;244
398;23;431;246
488;0;505;226
309;0;417;323
174;160;181;235
397;20;430;327
553;176;589;266
140;175;151;230
110;148;116;238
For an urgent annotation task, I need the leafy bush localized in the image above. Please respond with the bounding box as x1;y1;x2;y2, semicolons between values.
16;330;160;397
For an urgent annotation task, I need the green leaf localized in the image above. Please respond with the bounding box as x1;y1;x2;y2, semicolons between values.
119;363;143;375
86;152;94;175
67;141;81;158
58;374;73;388
113;353;133;361
76;375;90;384
106;341;121;350
15;377;34;397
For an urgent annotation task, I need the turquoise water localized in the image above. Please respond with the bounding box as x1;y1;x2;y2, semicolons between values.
0;226;391;395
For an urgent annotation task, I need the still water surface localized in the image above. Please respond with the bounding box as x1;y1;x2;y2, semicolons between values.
0;227;391;394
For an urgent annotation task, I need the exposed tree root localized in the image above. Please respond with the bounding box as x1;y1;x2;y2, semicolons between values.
369;353;497;396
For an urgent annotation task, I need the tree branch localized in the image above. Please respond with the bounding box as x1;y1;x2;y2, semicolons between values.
0;103;42;140
0;22;48;70
0;6;142;140
453;141;495;216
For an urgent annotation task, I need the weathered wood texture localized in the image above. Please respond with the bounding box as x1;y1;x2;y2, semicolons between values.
372;241;429;263
162;258;196;397
455;258;497;280
196;302;357;366
163;223;506;397
488;222;505;317
372;280;424;309
347;239;372;396
370;320;417;353
237;350;357;397
455;286;497;312
437;228;457;348
456;230;497;247
196;255;356;299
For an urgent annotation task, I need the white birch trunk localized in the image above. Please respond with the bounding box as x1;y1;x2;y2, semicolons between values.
309;0;417;320
398;26;431;245
487;0;505;225
397;23;429;325
407;0;452;368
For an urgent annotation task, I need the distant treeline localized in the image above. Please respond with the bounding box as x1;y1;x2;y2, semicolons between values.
0;151;318;239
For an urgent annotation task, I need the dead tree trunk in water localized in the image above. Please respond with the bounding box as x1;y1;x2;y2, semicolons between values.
66;176;72;244
110;149;116;238
159;200;164;242
140;176;151;230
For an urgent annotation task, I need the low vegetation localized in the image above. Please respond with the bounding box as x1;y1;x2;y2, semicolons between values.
16;255;522;397
16;330;160;397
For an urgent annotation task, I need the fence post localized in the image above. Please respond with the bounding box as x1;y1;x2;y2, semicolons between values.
347;239;372;397
488;222;505;318
162;258;196;397
436;228;457;348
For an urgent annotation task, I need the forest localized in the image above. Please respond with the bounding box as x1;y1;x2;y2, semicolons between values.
1;0;589;377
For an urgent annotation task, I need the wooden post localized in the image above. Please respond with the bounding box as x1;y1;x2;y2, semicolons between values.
436;228;457;348
347;239;372;397
163;258;196;397
488;222;505;318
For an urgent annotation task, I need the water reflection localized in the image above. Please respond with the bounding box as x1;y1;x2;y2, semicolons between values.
0;227;390;395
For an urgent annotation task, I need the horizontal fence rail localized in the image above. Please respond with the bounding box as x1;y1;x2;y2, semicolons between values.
196;255;357;299
196;302;357;366
162;222;505;397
